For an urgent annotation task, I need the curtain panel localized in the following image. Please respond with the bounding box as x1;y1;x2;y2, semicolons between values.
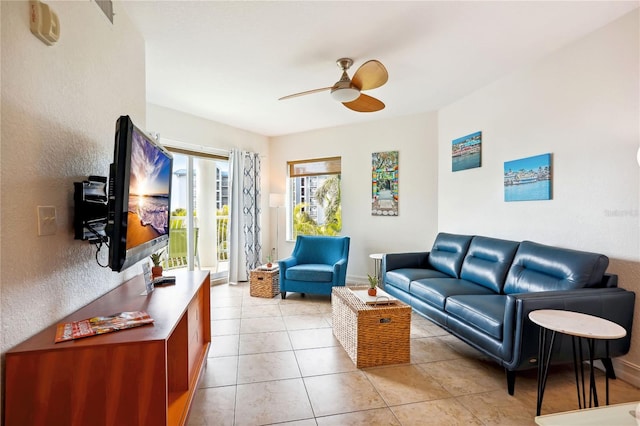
228;150;262;282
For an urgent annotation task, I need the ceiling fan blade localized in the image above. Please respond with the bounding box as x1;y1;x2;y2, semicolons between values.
278;86;332;101
351;60;388;91
343;93;385;113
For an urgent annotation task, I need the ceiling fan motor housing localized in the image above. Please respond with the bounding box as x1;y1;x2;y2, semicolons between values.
331;58;360;102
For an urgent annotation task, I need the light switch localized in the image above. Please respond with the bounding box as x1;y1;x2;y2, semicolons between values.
37;205;57;236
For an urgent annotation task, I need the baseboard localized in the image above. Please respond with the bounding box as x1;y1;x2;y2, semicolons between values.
611;358;640;388
347;275;368;285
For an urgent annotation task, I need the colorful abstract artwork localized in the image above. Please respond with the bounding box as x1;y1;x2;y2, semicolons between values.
452;131;482;172
372;151;398;216
504;153;552;202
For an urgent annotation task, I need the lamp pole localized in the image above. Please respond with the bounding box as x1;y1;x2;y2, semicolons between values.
269;193;285;262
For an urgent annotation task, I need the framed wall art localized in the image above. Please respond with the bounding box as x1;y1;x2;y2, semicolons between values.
452;131;482;172
504;153;552;202
372;151;398;216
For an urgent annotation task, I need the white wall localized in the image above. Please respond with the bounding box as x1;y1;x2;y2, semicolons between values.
0;0;145;401
269;112;439;281
438;10;640;368
147;103;269;155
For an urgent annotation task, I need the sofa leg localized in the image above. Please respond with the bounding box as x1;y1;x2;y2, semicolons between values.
506;370;516;396
301;293;305;298
281;291;286;300
602;357;616;379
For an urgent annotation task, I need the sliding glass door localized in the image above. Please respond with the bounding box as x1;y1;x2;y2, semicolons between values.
168;149;229;280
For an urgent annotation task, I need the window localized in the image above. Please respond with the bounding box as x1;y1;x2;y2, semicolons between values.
287;156;342;239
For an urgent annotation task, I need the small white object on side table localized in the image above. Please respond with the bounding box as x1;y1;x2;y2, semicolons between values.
529;309;627;416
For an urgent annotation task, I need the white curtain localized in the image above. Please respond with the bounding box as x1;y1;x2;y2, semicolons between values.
228;150;262;283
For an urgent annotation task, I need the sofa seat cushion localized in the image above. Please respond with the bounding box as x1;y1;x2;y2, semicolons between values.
385;268;450;292
410;278;495;310
445;295;506;340
286;264;334;282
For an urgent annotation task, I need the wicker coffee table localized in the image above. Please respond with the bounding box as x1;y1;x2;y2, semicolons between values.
332;286;411;368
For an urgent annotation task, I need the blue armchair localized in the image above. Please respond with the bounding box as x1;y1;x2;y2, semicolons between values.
278;235;350;299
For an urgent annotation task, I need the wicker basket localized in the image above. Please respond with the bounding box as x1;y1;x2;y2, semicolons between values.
250;269;280;298
332;286;411;368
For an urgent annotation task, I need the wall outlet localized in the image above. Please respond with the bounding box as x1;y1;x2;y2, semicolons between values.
37;205;57;236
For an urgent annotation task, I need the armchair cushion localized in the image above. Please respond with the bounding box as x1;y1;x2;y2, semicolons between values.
286;264;334;282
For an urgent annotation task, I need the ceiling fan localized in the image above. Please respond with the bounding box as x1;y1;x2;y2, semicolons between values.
279;58;388;112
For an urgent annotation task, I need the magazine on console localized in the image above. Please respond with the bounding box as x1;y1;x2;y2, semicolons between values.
54;311;154;343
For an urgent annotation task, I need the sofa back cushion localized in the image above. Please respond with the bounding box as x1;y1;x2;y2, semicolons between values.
428;233;473;278
504;241;609;294
460;236;520;293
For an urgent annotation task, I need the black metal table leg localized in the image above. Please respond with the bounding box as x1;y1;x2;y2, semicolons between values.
587;338;599;408
536;326;557;416
606;340;610;405
572;336;582;409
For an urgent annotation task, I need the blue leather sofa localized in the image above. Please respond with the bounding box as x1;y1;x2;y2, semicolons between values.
278;235;350;299
382;232;634;394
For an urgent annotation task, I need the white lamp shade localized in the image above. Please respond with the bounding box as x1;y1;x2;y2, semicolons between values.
269;193;285;208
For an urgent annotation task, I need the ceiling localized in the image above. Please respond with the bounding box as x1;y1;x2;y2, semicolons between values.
119;1;638;137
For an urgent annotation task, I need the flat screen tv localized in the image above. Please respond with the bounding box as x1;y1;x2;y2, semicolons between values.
107;116;173;272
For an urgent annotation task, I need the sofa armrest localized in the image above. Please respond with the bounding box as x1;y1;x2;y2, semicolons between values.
382;252;430;272
503;288;635;371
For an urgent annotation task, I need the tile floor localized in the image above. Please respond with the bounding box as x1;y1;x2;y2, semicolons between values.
188;282;640;425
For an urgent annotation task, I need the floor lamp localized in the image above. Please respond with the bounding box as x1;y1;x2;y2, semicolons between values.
269;193;285;262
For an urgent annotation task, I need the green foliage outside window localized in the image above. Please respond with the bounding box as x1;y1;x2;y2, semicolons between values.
217;205;229;260
293;175;342;238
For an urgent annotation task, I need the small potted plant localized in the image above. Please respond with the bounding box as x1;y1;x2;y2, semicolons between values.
150;250;165;278
367;274;378;296
266;254;273;269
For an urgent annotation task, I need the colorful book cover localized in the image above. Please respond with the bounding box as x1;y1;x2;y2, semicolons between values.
55;311;154;343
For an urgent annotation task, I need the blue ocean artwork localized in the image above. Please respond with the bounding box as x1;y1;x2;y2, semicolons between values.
504;153;552;202
452;131;481;172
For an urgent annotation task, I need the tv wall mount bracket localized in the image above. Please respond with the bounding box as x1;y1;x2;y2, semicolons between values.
73;175;109;244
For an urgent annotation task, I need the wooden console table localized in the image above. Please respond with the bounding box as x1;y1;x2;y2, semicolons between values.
4;270;211;426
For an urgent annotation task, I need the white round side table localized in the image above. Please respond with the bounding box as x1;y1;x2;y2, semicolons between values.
369;253;383;282
529;309;626;416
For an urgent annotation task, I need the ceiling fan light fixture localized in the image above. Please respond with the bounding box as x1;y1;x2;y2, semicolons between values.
331;87;360;102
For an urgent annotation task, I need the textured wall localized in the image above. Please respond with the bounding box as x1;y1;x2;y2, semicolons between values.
438;11;640;369
1;1;145;360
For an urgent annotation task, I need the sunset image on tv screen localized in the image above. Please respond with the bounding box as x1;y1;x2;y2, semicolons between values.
126;129;171;250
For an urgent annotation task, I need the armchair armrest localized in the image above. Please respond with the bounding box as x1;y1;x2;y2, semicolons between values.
332;258;348;286
278;256;298;270
503;288;635;370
